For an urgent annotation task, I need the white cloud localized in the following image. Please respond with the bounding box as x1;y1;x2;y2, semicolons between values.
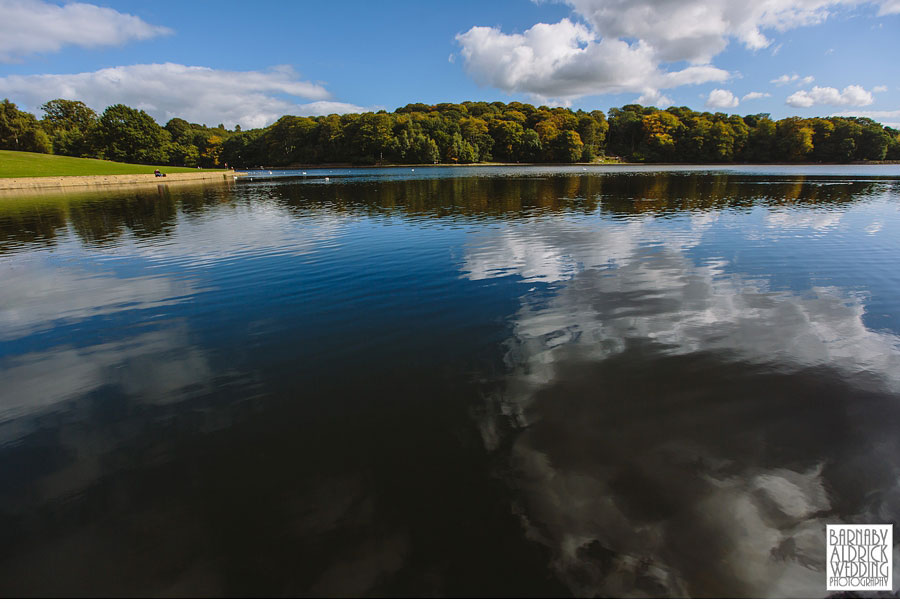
771;73;815;86
877;0;900;13
456;1;897;102
706;88;740;108
873;85;888;93
831;108;900;128
0;63;370;129
833;108;900;118
292;100;375;117
562;0;894;63
456;20;729;102
786;85;875;108
635;89;673;107
742;91;772;101
0;0;171;62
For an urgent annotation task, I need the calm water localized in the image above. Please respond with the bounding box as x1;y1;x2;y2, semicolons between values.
1;166;899;597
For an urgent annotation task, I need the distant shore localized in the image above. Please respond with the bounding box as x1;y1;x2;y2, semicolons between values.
247;161;624;170
240;159;900;170
0;170;241;192
3;160;896;193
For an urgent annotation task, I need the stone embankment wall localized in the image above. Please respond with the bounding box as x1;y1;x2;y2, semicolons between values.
0;171;242;191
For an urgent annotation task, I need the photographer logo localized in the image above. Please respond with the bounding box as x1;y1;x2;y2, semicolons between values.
827;524;893;591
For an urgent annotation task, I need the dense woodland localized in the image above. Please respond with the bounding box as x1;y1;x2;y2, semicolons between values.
2;97;899;167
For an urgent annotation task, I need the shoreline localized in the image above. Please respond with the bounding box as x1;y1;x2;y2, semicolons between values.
245;160;900;170
2;161;896;194
252;162;624;169
0;170;242;192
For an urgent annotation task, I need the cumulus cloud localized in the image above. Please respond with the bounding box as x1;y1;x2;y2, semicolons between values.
742;91;772;101
771;73;815;86
456;1;897;102
635;89;673;107
0;63;370;128
564;0;900;61
706;88;740;108
566;0;832;62
873;85;888;93
456;20;729;102
786;85;875;108
0;0;171;62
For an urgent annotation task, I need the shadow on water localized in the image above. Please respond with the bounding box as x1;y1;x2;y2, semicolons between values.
0;366;568;596
1;167;899;596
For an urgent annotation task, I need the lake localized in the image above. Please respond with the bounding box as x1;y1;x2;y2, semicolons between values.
1;165;899;597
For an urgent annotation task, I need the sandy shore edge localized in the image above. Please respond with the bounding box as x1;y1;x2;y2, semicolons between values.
0;170;244;191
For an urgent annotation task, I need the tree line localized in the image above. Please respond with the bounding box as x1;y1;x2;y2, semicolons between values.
2;97;899;167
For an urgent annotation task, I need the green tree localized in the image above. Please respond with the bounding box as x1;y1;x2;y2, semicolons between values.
460;117;493;161
40;99;97;156
855;118;890;160
886;129;900;160
446;132;478;163
553;130;584;162
262;115;318;165
576;111;607;161
776;118;814;161
607;105;646;159
0;99;51;153
517;129;542;162
356;112;394;163
410;133;440;163
708;121;736;161
41;99;96;132
640;112;681;161
164;117;193;143
94;104;171;164
744;116;776;162
169;142;201;166
489;120;524;161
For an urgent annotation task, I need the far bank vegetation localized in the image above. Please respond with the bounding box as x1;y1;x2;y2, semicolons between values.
2;98;899;168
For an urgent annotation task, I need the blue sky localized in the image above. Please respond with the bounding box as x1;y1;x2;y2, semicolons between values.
0;0;898;128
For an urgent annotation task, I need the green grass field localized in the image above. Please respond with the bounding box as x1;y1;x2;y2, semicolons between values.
0;150;224;178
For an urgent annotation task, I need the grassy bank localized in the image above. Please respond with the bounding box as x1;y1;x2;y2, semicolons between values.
0;150;221;178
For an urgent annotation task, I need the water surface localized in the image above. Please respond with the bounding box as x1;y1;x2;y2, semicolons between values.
1;166;899;596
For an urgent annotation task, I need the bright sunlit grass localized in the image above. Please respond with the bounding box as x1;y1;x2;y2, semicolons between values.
0;150;224;178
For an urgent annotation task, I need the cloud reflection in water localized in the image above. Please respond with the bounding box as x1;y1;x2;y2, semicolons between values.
465;210;900;597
